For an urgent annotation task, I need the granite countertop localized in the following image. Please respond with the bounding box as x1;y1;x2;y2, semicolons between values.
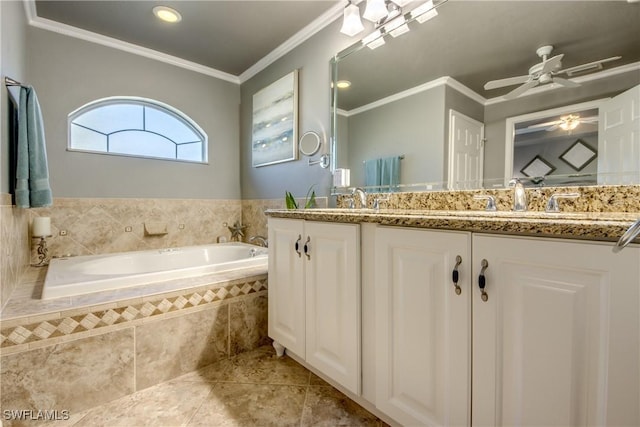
265;208;640;244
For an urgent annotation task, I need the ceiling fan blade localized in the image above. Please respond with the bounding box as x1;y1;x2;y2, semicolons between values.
541;54;564;73
484;75;530;90
515;127;548;135
527;120;561;129
546;124;560;132
504;80;539;100
553;77;581;88
556;56;622;76
580;116;599;123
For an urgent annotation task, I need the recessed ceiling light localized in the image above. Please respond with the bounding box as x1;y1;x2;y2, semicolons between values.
153;6;182;23
336;80;352;89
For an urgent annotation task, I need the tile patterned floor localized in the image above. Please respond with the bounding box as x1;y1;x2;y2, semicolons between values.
44;345;385;427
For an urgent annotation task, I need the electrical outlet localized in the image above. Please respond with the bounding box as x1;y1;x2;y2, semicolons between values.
59;230;68;236
178;224;185;230
125;226;132;232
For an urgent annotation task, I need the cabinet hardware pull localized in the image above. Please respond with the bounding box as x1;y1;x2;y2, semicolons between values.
452;255;462;295
613;218;640;253
478;259;489;302
294;235;302;258
303;236;311;260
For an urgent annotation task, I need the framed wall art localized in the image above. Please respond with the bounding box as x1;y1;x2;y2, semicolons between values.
520;155;556;178
252;70;299;167
559;139;597;171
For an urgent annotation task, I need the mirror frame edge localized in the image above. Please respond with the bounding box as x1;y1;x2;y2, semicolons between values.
503;98;608;187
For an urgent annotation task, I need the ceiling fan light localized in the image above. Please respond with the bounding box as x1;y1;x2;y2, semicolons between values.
363;0;389;23
559;115;580;131
340;3;365;36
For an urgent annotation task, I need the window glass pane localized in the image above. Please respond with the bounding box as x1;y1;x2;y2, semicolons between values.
177;142;203;162
109;131;176;158
68;97;207;163
73;104;142;134
145;106;200;144
70;124;107;151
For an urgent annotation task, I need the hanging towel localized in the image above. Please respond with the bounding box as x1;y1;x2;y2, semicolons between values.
15;86;53;208
364;158;382;188
364;156;401;192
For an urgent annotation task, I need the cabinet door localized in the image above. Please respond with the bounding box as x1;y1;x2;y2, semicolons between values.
375;227;472;426
472;235;640;427
268;218;305;358
304;221;361;395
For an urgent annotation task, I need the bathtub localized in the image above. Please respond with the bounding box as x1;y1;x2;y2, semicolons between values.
42;243;268;299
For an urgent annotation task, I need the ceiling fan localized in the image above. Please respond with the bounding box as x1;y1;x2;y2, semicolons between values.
484;45;621;100
515;114;599;135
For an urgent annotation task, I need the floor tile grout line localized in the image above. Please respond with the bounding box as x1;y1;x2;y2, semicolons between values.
183;381;219;427
300;383;311;427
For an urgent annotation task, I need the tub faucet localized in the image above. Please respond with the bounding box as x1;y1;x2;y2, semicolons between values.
249;235;268;247
509;178;527;211
351;187;368;209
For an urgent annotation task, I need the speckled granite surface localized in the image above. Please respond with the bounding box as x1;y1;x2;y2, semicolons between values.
268;185;640;244
336;185;640;213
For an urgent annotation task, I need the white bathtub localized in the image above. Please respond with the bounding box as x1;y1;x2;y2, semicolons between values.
42;243;268;299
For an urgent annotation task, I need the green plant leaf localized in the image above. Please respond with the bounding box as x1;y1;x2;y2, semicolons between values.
303;185;316;209
304;190;316;209
285;191;298;210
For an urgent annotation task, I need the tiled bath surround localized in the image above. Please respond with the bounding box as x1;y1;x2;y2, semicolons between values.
1;194;30;310
29;197;244;259
0;273;268;426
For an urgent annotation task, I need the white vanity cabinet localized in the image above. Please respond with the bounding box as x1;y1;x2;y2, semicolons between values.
372;227;639;427
472;234;640;427
374;226;472;426
267;217;361;395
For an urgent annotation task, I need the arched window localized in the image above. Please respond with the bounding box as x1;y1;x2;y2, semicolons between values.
68;97;207;163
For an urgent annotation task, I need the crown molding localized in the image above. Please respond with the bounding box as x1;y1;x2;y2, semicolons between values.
24;11;241;84
342;61;640;115
23;0;238;84
238;2;345;83
23;0;344;86
343;76;486;117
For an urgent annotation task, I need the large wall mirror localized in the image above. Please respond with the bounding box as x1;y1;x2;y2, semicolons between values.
331;0;640;192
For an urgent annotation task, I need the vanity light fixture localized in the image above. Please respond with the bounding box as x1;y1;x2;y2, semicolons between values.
153;5;182;23
342;0;445;50
386;15;409;37
362;29;385;49
411;0;438;23
340;2;365;36
363;0;389;22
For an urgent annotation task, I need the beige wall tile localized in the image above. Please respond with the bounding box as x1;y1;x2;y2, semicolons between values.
135;304;228;390
0;328;135;422
1;200;30;310
229;293;269;356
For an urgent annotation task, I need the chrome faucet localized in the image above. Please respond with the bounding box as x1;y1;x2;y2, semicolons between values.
545;193;579;213
350;187;368;209
249;235;268;247
509;178;527;211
